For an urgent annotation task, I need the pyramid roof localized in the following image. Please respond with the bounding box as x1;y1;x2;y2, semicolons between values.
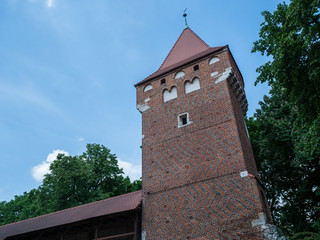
159;28;210;70
135;28;227;87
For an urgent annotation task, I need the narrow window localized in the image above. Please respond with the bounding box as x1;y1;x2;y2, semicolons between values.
178;113;192;127
161;79;166;85
193;65;199;71
181;115;187;125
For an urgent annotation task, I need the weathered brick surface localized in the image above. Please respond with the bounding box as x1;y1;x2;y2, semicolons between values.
227;67;259;177
142;175;264;239
136;48;271;239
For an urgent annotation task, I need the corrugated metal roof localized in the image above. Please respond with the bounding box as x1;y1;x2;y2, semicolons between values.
0;190;142;239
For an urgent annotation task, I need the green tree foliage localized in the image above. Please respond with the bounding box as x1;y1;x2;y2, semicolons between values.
40;144;131;212
252;0;320;123
0;189;41;225
0;144;141;225
290;232;320;240
247;86;320;235
249;0;320;236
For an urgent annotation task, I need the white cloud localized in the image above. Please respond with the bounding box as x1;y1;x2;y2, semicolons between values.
77;136;84;142
47;0;55;8
31;149;68;182
117;159;141;181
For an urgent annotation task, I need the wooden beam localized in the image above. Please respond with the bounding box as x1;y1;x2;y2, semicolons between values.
95;225;98;239
134;211;139;240
95;232;134;240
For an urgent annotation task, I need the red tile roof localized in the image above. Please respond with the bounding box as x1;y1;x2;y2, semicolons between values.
0;190;142;239
135;46;226;87
135;28;227;87
159;28;210;70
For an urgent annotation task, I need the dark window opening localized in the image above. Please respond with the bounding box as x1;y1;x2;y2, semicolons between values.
182;116;187;125
178;113;192;127
193;65;199;71
161;79;166;85
180;114;188;126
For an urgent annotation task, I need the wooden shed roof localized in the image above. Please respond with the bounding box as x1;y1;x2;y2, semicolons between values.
0;190;142;239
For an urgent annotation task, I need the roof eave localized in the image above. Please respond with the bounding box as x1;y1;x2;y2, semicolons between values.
134;45;228;88
0;190;142;240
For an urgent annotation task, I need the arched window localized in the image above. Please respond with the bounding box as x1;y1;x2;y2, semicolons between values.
174;71;185;79
185;78;200;94
163;87;177;102
143;84;153;92
209;57;219;65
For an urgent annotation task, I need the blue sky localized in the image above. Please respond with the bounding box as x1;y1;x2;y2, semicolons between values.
0;0;282;202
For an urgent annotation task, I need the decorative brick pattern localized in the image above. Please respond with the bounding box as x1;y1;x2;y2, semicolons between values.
143;175;264;239
143;122;246;194
136;47;272;239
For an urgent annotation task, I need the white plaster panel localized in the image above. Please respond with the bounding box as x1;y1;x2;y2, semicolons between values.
144;97;150;103
240;171;248;178
137;103;150;113
163;87;177;102
215;67;233;84
185;78;200;94
209;57;219;65
211;71;219;77
174;71;185;79
143;84;153;92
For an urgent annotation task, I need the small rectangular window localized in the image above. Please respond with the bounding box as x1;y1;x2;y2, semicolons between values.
193;65;199;71
161;79;166;85
178;113;192;128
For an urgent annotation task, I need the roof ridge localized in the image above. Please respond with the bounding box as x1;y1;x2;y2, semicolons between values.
158;28;187;70
0;190;142;228
158;27;210;71
188;28;210;48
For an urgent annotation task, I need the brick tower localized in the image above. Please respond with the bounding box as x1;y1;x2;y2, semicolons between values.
135;28;274;239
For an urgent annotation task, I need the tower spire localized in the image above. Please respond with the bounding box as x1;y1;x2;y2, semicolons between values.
183;9;188;29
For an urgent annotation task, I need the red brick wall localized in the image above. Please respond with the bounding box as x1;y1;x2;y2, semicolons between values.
227;69;259;177
136;49;269;239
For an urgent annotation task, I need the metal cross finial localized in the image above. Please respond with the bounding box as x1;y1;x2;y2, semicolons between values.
183;8;188;29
